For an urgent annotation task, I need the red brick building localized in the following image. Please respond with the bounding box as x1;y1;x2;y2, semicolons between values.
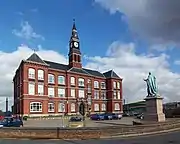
13;21;123;117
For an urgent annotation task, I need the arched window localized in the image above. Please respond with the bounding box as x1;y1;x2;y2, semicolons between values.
30;102;42;112
48;103;55;112
28;68;35;79
58;103;65;112
70;77;75;85
48;74;55;83
71;103;76;112
78;78;84;87
94;81;99;88
38;69;44;80
115;103;120;111
58;75;65;85
94;104;99;112
101;103;106;111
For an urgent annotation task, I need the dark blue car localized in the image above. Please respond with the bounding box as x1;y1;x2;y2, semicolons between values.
0;117;23;127
90;114;104;120
103;113;122;120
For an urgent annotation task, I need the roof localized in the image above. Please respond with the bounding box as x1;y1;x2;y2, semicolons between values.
26;53;47;65
25;53;120;79
44;61;69;71
83;68;105;78
103;70;121;79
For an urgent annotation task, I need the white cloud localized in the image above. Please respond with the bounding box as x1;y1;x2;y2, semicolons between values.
0;45;67;111
12;21;44;40
1;42;180;111
95;0;180;45
85;41;180;103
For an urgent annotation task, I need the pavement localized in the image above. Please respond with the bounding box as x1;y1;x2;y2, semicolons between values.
23;117;135;127
0;130;180;143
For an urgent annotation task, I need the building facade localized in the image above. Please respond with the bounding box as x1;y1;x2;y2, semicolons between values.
13;21;123;117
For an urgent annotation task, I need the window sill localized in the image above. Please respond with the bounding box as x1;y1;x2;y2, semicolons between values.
48;111;55;113
30;111;42;113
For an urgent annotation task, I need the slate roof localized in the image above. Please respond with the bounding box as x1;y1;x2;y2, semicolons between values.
25;53;120;79
103;70;121;79
26;53;47;65
68;68;90;75
83;68;105;78
44;61;69;71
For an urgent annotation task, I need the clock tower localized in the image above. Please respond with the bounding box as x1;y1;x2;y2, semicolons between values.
68;19;82;68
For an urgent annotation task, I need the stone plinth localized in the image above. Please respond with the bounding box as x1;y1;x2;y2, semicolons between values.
144;96;165;122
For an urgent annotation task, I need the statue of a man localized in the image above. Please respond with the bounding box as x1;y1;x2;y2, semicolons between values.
144;72;158;97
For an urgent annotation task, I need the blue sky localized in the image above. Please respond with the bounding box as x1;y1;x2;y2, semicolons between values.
0;0;135;56
1;0;180;110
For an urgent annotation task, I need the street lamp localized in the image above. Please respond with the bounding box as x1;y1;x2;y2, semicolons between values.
61;99;68;128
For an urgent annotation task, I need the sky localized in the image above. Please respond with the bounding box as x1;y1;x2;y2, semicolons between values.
1;0;180;111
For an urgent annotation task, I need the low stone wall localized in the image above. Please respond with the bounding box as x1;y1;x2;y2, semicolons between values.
0;119;180;139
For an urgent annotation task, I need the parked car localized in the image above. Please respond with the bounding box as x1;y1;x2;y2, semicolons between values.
112;113;122;119
0;117;23;127
102;113;113;120
0;116;4;121
90;114;104;120
136;113;144;120
68;116;83;128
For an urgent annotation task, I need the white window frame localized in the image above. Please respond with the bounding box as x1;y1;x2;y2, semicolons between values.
38;84;44;95
58;76;65;85
115;103;120;110
94;90;99;99
48;74;55;84
71;103;76;112
117;91;121;99
117;82;120;89
58;88;65;98
48;87;55;97
28;83;35;95
71;89;75;98
94;104;99;111
78;89;85;98
78;78;85;87
94;81;99;88
38;69;44;80
70;77;75;85
101;82;106;89
101;91;106;100
48;103;55;112
113;81;116;89
30;102;42;112
113;91;117;99
28;68;35;79
87;79;91;84
58;103;65;112
101;103;106;111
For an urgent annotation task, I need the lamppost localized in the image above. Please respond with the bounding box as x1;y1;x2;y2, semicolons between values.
61;99;68;128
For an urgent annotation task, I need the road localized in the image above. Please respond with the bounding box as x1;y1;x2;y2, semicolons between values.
0;130;180;144
23;117;135;127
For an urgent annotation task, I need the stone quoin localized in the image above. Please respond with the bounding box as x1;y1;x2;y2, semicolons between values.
12;20;123;117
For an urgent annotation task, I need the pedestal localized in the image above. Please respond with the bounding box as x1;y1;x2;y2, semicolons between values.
144;96;165;122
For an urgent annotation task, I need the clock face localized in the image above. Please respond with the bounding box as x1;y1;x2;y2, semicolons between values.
74;42;79;48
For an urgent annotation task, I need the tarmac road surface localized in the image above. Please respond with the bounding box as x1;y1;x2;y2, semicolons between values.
0;130;180;144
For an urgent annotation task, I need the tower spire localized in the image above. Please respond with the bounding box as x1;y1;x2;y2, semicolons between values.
68;20;82;68
72;18;76;30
